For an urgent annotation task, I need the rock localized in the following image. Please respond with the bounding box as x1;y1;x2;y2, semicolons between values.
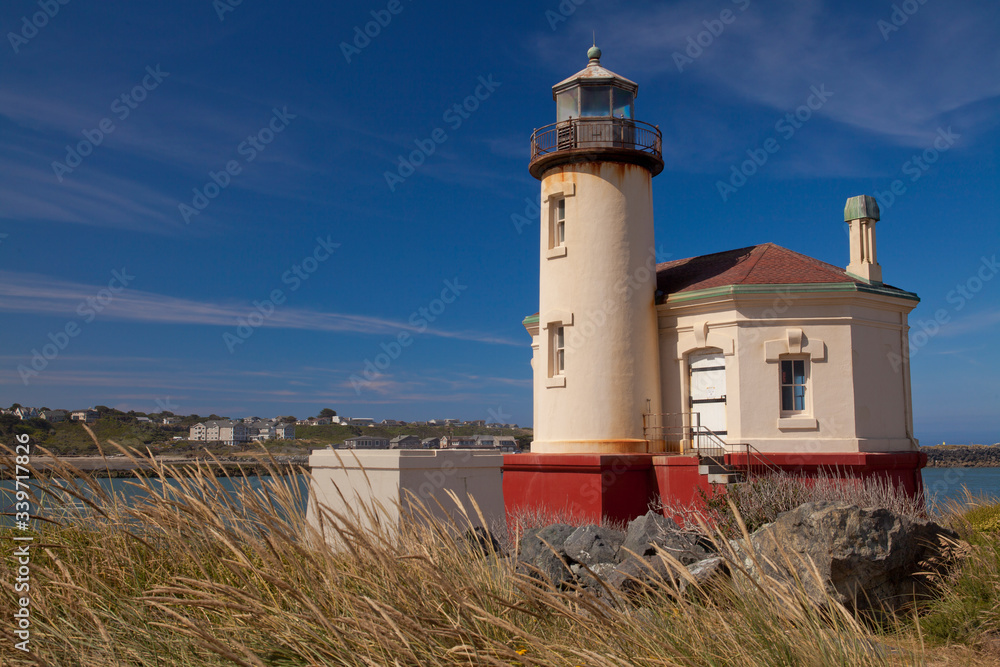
619;511;713;565
679;555;726;594
516;524;576;586
745;501;962;613
606;555;674;595
463;526;504;558
570;561;620;592
563;524;625;566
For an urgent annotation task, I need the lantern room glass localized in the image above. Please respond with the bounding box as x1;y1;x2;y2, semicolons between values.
556;89;579;122
580;86;610;117
613;87;634;119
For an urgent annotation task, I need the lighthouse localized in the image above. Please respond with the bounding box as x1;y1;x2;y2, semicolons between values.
525;46;664;454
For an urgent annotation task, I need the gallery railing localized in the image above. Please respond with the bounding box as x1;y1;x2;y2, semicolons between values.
530;117;662;160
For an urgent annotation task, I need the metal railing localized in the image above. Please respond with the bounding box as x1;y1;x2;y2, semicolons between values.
642;412;729;459
530;117;662;160
642;413;784;481
735;442;784;479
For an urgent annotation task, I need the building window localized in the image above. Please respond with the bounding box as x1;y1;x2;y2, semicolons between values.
553;326;565;375
780;358;807;412
547;197;568;258
543;313;571;387
555;198;566;246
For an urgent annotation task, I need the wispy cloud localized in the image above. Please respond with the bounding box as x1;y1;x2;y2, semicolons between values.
534;0;1000;171
936;306;1000;338
0;271;521;346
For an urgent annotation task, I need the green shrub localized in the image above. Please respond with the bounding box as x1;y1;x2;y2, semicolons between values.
964;503;1000;532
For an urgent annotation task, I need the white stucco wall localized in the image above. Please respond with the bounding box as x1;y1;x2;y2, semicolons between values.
533;161;662;453
306;449;505;543
657;289;918;454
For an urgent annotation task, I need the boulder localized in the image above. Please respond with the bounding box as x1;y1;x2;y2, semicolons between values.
516;524;576;586
619;511;713;565
745;501;962;613
570;561;620;594
463;526;504;558
679;555;727;594
606;554;674;595
563;524;625;566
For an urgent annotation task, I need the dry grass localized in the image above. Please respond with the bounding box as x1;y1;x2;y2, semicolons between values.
656;469;927;536
1;440;993;666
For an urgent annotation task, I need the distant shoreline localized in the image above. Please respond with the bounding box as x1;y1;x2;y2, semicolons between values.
922;444;1000;468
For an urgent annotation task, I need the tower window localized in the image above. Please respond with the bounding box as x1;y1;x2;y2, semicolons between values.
547;197;568;259
555;198;565;246
553;326;565;375
780;358;808;412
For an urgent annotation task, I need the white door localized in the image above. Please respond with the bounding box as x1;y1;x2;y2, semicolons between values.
689;352;727;450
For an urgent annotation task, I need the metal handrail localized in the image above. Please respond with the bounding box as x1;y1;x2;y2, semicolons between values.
642;412;729;458
737;442;784;480
530;117;662;160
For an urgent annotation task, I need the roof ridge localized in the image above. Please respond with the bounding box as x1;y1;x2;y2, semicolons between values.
655;243;760;270
734;243;771;281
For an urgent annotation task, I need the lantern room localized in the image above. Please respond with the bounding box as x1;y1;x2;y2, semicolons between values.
529;46;663;179
552;45;639;121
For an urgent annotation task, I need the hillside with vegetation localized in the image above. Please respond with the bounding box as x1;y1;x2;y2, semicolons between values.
295;423;531;449
1;406;532;456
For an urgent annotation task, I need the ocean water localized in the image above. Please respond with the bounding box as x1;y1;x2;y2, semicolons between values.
922;467;1000;505
1;474;309;529
3;468;998;529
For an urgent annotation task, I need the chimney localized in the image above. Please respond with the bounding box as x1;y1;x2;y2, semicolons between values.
844;194;882;284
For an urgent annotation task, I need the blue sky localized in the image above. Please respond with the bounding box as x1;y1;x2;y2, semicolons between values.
1;0;997;443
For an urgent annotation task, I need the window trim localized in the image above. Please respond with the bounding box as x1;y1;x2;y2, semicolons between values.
554;326;566;374
779;355;809;416
546;197;567;259
543;183;574;260
765;328;824;431
543;313;573;388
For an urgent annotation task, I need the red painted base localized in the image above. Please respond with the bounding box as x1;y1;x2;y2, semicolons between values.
502;451;927;525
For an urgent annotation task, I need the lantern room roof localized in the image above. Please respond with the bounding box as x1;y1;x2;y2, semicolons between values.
552;47;639;99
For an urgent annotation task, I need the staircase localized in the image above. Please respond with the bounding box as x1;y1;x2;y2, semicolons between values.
643;413;782;486
698;455;744;486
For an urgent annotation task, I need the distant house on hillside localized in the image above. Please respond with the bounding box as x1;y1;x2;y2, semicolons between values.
494;435;518;452
343;435;389;449
390;435;421;449
199;419;297;442
189;420;252;445
162;416;181;425
297;417;331;426
440;435;477;449
420;437;440;449
70;409;98;423
249;421;276;441
41;409;67;422
348;417;376;427
218;421;249;446
14;407;40;420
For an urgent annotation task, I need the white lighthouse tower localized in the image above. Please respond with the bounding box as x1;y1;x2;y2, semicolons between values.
526;46;663;454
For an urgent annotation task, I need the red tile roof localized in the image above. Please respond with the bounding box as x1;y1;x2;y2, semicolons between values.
656;243;858;295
